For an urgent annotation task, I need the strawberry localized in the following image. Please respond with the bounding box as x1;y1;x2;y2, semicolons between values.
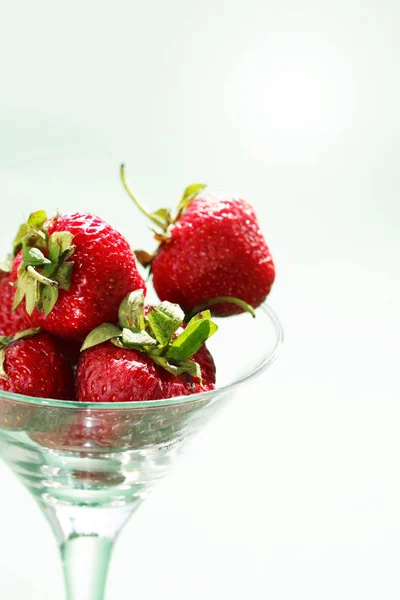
31;400;208;452
76;290;217;402
0;329;75;430
121;165;275;317
11;210;146;341
30;409;150;452
30;419;124;451
0;399;33;431
0;259;33;336
32;292;216;451
0;329;75;399
77;343;216;403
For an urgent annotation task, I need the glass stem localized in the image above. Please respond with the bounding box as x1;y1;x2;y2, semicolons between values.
41;503;136;600
61;534;113;600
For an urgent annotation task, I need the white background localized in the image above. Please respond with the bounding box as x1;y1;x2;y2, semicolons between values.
1;0;400;598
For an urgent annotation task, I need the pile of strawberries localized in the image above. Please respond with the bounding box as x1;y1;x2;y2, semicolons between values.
0;169;275;404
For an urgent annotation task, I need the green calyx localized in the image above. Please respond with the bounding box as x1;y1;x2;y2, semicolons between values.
120;164;206;268
0;327;41;379
81;290;218;382
12;211;75;316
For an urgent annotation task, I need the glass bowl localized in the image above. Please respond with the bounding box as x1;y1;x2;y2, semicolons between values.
0;304;283;600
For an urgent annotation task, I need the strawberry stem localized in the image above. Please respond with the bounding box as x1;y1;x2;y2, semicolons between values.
120;164;168;232
27;266;59;288
186;297;256;320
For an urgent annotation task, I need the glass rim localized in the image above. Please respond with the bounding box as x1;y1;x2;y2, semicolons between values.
0;303;283;411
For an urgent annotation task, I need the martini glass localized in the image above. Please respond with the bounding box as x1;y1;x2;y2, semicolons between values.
0;304;282;600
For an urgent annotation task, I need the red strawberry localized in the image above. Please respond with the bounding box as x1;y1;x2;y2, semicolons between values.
121;166;275;316
30;408;153;452
11;211;146;341
0;399;33;431
0;330;75;400
31;291;216;449
31;399;208;452
77;343;215;403
30;419;124;451
0;329;76;430
0;262;33;336
76;290;217;402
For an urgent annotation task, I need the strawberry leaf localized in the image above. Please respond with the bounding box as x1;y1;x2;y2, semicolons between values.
13;211;48;257
22;246;51;268
121;327;158;349
81;323;122;352
56;231;73;254
49;231;73;263
151;355;202;381
147;302;184;346
186;309;212;325
25;277;39;315
41;285;59;316
176;183;206;216
152;208;170;220
111;338;124;349
12;272;29;311
27;210;47;230
48;236;61;264
0;348;8;380
134;250;155;268
150;207;172;227
12;327;41;342
13;224;31;256
0;335;14;350
13;214;75;317
118;290;145;330
55;262;74;291
59;247;76;264
150;229;172;244
166;311;218;362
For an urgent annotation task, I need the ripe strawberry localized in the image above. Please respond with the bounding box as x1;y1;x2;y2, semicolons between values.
121;165;275;316
30;419;124;452
0;261;33;336
77;343;215;403
76;290;217;402
0;329;75;400
31;399;208;452
30;408;153;452
11;210;146;341
32;293;216;450
0;399;33;431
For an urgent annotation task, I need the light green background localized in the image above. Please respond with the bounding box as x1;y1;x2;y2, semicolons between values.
0;1;399;598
